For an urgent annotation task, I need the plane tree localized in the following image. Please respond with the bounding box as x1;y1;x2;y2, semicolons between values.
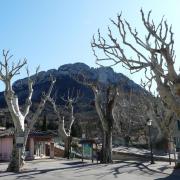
91;9;180;165
92;9;179;118
48;89;80;159
73;74;117;163
0;50;55;172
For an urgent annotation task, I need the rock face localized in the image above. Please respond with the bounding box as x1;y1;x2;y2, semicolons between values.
0;62;142;108
0;62;145;139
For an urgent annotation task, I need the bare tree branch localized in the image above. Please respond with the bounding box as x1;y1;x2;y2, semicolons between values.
92;9;180;118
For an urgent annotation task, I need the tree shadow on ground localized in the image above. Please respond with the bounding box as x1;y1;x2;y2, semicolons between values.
108;161;169;179
103;161;174;179
1;160;179;179
154;168;180;180
62;161;85;166
108;161;180;180
71;160;172;179
0;161;97;179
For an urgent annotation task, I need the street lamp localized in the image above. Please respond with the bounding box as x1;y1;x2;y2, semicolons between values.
147;119;155;164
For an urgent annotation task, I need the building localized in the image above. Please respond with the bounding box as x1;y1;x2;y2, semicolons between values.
0;129;56;161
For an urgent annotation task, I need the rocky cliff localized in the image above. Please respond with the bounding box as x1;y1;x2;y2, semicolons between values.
0;62;145;139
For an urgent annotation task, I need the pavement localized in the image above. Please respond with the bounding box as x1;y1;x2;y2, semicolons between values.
0;146;179;180
113;146;177;162
0;158;180;180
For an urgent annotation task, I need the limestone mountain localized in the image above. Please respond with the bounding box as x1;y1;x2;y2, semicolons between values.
0;63;146;140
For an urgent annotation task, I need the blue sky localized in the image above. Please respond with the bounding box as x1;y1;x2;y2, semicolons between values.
0;0;179;91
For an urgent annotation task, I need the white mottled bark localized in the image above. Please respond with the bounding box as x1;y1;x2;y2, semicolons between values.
48;91;77;158
92;9;180;118
92;10;180;166
0;50;55;172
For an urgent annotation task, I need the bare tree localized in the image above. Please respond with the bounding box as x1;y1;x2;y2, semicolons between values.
73;74;117;163
0;50;55;172
92;9;180;165
90;84;117;163
92;9;179;117
48;89;80;159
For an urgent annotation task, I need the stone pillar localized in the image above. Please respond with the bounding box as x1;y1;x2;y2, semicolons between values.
50;142;54;159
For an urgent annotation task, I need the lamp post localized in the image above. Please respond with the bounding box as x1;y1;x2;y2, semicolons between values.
147;119;155;164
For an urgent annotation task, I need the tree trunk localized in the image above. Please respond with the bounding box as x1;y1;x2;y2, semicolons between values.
101;129;112;163
7;129;30;172
173;137;180;168
64;136;71;159
64;138;69;158
21;129;30;162
7;135;24;172
7;144;20;172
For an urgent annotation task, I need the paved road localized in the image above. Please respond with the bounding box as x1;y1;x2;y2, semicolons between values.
0;158;180;180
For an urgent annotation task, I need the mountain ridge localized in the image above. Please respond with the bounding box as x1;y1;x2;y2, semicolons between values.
0;62;143;108
0;62;149;139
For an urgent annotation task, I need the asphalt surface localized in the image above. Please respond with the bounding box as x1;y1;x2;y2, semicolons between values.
0;158;180;180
